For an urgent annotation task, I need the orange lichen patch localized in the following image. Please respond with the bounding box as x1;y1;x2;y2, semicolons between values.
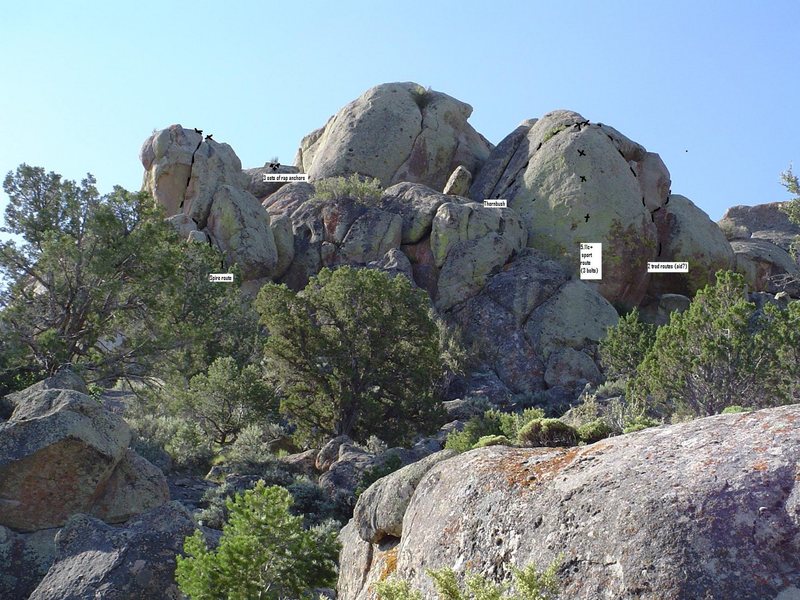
378;547;399;581
580;440;611;456
497;446;581;489
752;460;769;472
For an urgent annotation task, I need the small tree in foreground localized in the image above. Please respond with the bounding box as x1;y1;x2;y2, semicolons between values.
598;307;657;381
175;481;339;600
256;266;444;446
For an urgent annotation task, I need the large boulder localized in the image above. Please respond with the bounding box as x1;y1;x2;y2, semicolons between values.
0;388;131;531
469;110;668;309
431;202;527;310
90;449;170;524
731;238;800;297
648;194;735;297
339;405;800;600
524;280;619;363
244;162;300;201
337;521;399;600
719;201;800;252
140;125;246;219
0;377;168;532
29;502;195;600
353;450;457;544
297;82;492;191
205;184;278;280
0;526;58;599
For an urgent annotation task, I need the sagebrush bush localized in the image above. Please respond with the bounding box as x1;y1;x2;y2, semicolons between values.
445;408;544;453
375;556;562;600
622;416;661;434
224;424;278;475
286;476;343;527
313;173;383;204
517;419;578;448
576;418;613;444
473;434;512;449
128;413;213;474
721;405;752;414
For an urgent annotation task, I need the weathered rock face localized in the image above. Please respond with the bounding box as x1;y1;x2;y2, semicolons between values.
339;405;800;600
353;450;457;544
90;449;170;524
0;388;131;531
443;166;472;196
0;376;168;532
29;502;195;600
638;293;691;325
296;82;492;191
720;201;800;252
431;202;527;311
141;125;280;281
244;162;300;201
648;194;735;297
205;184;278;280
731;238;800;297
469;110;667;309
0;526;58;599
140;125;246;219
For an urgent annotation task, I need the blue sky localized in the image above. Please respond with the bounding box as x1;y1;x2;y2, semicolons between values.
1;1;798;221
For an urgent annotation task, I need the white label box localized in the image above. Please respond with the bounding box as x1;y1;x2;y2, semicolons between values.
647;262;689;273
261;173;310;183
580;243;602;280
483;199;508;208
208;273;235;283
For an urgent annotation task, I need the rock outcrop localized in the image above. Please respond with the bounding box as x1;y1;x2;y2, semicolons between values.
140;125;279;281
648;194;735;297
0;374;168;532
339;404;800;600
731;238;800;296
469;110;668;309
296;82;492;191
29;502;195;600
719;201;800;252
0;526;58;599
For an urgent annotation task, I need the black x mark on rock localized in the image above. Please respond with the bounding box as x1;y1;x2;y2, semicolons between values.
578;149;586;156
269;162;281;172
580;175;587;182
584;214;590;222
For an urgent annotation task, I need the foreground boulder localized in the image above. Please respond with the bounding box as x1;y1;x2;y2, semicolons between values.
296;82;492;191
731;238;800;297
339;405;800;599
0;375;168;532
0;526;58;599
29;502;195;600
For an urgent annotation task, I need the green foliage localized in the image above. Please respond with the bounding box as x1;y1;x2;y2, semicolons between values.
176;481;339;600
721;405;752;414
517;419;578;448
627;271;797;417
285;476;343;527
166;357;277;446
224;424;280;474
622;416;660;434
312;173;383;204
445;408;544;453
355;454;404;497
256;266;445;446
780;165;800;226
473;434;512;449
576;418;613;444
128;412;213;473
375;557;562;600
0;164;261;385
598;308;657;380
